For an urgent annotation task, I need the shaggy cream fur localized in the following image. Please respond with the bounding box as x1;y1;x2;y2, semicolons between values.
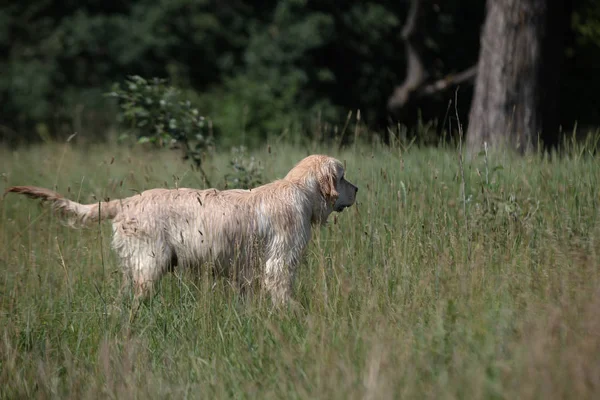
6;155;358;305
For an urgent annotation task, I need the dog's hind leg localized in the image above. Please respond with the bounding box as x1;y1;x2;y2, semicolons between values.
113;233;172;313
132;251;170;301
125;251;169;320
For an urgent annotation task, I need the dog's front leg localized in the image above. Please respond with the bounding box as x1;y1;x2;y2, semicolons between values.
264;257;295;306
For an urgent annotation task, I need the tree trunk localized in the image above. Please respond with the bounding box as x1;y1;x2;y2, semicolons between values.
467;0;561;153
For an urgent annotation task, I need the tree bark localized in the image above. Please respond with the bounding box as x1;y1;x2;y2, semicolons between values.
467;0;560;153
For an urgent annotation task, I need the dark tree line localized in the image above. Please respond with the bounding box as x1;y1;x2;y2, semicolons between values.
0;0;598;148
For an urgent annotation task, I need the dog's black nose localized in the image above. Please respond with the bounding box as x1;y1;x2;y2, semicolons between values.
355;186;359;193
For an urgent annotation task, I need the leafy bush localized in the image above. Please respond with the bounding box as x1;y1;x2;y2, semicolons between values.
108;76;267;190
108;75;213;182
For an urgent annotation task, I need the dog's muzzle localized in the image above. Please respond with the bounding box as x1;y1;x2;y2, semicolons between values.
335;204;350;212
334;184;358;212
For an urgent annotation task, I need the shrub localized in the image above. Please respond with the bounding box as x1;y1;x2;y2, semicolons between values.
107;75;214;183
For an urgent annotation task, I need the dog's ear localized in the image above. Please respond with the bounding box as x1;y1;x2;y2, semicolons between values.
318;163;339;204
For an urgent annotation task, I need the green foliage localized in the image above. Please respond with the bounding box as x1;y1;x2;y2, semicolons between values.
0;0;250;141
198;0;340;145
573;0;600;47
108;75;213;169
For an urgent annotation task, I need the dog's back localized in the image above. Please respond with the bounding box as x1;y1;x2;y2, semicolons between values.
114;185;311;276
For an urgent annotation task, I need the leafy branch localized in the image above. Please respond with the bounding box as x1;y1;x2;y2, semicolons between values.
107;76;213;186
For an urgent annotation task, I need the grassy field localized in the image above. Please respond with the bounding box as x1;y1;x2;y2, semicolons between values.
1;138;599;399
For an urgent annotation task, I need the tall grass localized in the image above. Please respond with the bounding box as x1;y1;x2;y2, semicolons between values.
1;138;599;399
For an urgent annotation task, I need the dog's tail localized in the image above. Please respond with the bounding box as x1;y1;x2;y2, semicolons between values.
5;186;121;226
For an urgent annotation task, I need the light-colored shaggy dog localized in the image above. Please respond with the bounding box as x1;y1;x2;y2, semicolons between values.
6;155;358;306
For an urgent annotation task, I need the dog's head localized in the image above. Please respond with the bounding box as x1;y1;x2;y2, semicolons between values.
285;155;358;223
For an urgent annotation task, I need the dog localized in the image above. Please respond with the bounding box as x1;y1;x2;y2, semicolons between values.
6;155;358;306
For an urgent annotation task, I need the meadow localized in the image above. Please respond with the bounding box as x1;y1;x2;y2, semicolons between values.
1;137;599;399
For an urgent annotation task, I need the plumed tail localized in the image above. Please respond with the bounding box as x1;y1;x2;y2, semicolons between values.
5;185;120;226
